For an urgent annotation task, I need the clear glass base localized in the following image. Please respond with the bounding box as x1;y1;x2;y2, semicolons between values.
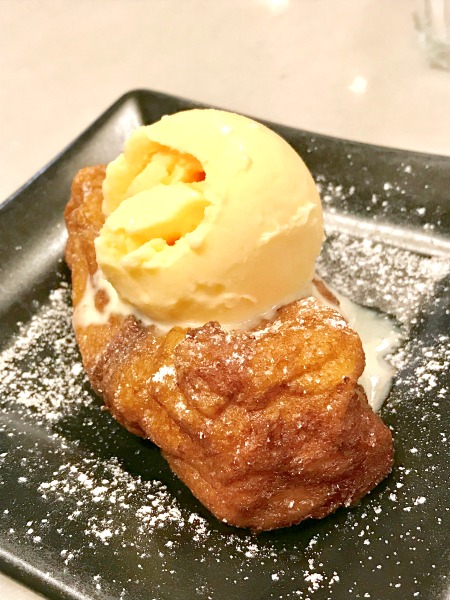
414;0;450;71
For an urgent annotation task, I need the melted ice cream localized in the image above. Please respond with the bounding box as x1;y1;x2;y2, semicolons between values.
75;270;402;411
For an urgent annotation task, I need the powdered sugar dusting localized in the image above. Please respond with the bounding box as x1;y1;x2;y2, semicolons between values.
317;233;449;329
0;282;92;422
152;365;176;383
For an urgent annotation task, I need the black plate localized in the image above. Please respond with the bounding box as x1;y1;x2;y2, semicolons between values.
1;90;449;600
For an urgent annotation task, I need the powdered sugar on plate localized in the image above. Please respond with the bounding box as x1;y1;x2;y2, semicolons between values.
317;232;449;328
0;281;92;424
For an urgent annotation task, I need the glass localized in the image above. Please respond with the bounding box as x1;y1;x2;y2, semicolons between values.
414;0;450;70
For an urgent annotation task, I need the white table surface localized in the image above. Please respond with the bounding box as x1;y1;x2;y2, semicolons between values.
1;0;449;598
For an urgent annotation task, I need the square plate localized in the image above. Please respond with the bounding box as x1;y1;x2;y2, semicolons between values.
1;89;449;600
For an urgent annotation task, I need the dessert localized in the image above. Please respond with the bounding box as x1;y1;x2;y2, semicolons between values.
64;109;393;531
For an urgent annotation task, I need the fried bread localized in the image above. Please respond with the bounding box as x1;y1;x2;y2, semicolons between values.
65;165;393;531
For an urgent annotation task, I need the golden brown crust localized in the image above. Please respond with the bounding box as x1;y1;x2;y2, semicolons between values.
64;166;393;531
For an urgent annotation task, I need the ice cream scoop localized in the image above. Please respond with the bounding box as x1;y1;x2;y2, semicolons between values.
95;109;324;328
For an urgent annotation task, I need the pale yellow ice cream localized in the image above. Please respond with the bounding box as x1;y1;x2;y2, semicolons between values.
95;109;324;328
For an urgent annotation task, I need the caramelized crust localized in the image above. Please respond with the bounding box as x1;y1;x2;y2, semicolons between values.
64;166;393;531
